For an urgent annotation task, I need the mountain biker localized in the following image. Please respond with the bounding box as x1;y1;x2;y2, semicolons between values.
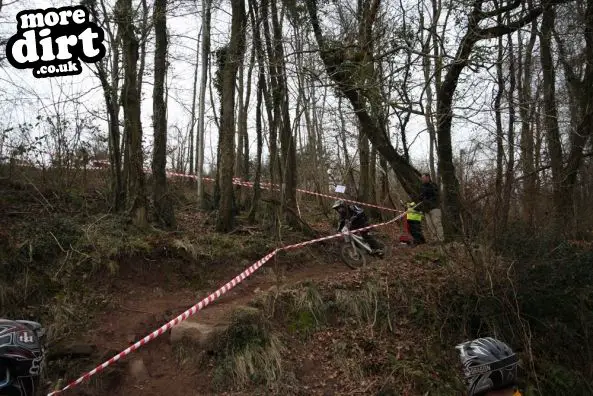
456;337;522;396
0;319;45;396
332;199;383;255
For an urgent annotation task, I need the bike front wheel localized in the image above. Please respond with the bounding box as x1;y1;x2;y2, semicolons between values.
340;243;367;269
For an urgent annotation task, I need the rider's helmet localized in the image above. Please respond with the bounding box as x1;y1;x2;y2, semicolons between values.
456;337;519;396
332;199;345;210
0;319;45;396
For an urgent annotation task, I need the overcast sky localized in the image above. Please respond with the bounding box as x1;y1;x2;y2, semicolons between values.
0;0;502;179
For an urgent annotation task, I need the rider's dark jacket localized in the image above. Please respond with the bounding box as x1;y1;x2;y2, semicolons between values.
337;205;368;231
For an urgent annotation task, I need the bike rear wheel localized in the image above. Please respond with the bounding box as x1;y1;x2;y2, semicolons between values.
340;243;367;269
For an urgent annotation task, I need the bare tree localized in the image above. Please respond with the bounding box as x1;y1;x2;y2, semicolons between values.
116;0;148;227
260;0;280;185
188;35;200;175
337;96;358;196
87;0;124;211
539;0;564;233
137;0;151;104
152;0;175;228
433;0;542;238
502;30;517;232
517;10;538;226
358;123;370;203
305;0;422;200
494;23;505;234
236;44;255;182
216;0;247;232
270;0;300;221
419;0;445;182
197;0;212;208
547;0;593;234
248;50;265;223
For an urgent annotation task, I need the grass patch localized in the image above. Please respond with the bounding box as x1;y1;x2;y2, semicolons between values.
210;306;285;391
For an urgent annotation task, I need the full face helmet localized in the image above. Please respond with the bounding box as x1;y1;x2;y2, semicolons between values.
0;319;45;396
332;199;345;210
332;199;347;215
456;337;519;396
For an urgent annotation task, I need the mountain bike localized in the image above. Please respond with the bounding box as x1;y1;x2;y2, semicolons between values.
338;223;390;269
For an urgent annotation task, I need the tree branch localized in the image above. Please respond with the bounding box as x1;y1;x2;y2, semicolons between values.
389;101;425;116
479;0;522;18
477;8;543;39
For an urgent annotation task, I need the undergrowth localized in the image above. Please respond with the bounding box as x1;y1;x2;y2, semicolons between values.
247;240;593;395
209;306;285;391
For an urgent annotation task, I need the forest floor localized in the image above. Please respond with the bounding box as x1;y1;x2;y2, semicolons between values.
58;244;455;396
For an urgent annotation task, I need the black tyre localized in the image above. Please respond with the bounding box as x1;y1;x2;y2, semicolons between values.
340;243;367;269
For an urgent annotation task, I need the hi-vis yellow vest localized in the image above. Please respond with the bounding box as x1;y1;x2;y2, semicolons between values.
406;203;423;222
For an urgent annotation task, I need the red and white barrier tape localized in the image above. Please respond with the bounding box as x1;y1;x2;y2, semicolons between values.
14;164;402;214
162;170;403;214
46;211;406;395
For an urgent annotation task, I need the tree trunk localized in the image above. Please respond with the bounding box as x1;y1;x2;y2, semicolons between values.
379;156;391;210
260;0;280;185
501;31;516;233
553;0;593;236
304;72;326;208
152;0;175;228
137;0;149;103
243;54;252;181
236;62;245;180
216;0;246;232
239;44;256;180
315;85;329;196
122;106;130;201
358;125;370;203
88;0;124;211
117;0;148;227
494;32;504;235
539;2;565;231
518;17;537;226
296;24;317;196
269;0;298;218
188;34;200;175
426;0;442;182
338;97;358;196
248;64;264;223
369;144;378;217
196;0;211;208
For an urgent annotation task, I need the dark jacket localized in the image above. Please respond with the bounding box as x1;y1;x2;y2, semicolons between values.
419;181;440;213
337;204;368;231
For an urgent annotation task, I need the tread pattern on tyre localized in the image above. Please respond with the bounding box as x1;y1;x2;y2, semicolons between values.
340;243;366;269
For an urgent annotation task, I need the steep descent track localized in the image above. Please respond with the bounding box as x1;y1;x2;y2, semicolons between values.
62;249;407;396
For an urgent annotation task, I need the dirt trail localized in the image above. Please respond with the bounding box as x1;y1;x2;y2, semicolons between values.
63;247;387;396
